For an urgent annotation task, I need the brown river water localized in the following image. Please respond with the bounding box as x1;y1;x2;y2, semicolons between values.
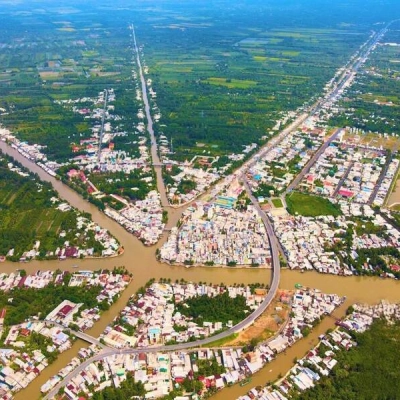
1;142;400;400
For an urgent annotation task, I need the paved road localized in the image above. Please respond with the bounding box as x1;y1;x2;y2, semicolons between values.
282;26;391;196
369;153;393;205
285;128;342;194
131;26;169;207
97;89;108;164
332;161;355;197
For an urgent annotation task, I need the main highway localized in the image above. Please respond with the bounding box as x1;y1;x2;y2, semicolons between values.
97;89;108;164
131;25;169;207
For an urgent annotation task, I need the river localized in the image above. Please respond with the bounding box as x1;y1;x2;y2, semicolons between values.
1;141;400;399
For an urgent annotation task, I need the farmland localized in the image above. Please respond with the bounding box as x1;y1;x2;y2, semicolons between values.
0;153;113;261
329;28;400;135
0;0;397;168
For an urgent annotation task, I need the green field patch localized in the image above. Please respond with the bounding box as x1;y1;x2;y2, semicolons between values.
270;31;308;39
57;27;76;32
268;38;283;44
204;77;257;89
82;50;99;57
160;66;193;73
253;56;268;62
201;333;239;348
272;198;284;208
266;57;290;62
286;192;341;217
282;50;300;57
39;71;61;79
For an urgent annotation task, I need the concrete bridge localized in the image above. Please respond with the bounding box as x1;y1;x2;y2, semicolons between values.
36;319;110;349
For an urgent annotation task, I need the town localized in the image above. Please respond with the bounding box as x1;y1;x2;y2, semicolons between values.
40;285;345;399
0;270;131;399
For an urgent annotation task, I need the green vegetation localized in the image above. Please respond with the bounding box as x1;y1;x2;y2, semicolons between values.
350;247;400;278
254;183;277;198
0;154;104;260
201;333;239;348
176;291;251;326
329;28;400;136
272;198;284;208
286;192;341;217
295;320;400;400
177;179;197;195
0;282;101;327
92;374;145;400
182;377;203;393
0;0;395;171
195;358;226;378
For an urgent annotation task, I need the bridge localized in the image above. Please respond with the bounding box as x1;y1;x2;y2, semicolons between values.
35;319;110;349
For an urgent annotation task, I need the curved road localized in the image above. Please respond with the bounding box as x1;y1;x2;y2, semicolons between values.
44;180;282;398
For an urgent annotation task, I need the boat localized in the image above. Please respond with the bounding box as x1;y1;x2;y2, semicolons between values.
72;265;79;269
240;378;251;387
295;283;302;289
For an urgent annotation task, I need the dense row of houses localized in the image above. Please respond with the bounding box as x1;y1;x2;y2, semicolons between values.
0;271;130;399
240;300;400;400
161;202;271;266
271;203;399;276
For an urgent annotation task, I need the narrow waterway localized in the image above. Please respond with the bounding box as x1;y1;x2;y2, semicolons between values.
212;301;350;400
2;141;400;399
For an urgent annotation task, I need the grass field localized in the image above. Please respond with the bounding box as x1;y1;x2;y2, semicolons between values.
272;198;284;208
200;333;239;348
286;192;341;217
204;77;257;89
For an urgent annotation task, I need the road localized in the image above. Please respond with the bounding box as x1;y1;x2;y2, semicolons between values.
131;25;169;207
332;161;355;197
285;128;342;194
369;153;393;205
97;89;108;164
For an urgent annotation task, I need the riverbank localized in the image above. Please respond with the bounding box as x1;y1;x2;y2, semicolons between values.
211;301;350;400
160;259;271;270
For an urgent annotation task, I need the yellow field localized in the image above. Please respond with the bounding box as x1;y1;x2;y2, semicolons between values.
204;77;257;89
